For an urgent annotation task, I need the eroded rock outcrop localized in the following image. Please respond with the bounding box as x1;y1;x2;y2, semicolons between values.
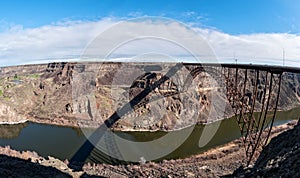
0;62;300;131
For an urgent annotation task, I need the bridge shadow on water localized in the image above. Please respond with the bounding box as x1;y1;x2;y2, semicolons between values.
69;63;184;170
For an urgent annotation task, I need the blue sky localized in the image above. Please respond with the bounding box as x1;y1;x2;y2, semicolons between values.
0;0;300;66
0;0;299;34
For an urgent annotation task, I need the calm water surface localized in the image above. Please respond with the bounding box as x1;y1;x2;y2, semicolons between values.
0;107;299;164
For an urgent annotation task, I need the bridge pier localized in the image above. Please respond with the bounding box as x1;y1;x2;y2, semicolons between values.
219;65;284;166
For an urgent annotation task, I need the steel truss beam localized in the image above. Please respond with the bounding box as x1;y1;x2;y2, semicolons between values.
225;67;283;166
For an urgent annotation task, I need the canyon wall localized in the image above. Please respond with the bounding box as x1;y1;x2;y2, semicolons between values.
0;62;299;131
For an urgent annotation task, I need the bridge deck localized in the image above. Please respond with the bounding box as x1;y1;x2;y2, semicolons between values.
183;62;300;74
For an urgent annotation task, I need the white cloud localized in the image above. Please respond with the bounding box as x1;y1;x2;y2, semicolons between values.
194;28;300;66
182;11;196;17
0;18;300;67
0;18;116;66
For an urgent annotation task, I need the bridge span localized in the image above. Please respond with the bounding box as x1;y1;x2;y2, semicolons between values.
184;63;300;165
184;62;300;165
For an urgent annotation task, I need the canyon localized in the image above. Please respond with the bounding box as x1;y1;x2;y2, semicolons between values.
0;62;300;131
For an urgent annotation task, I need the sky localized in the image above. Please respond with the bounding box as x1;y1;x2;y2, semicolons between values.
0;0;300;66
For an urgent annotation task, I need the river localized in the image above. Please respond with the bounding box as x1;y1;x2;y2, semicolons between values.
0;107;299;164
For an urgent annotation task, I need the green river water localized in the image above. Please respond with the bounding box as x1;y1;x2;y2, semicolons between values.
0;107;299;164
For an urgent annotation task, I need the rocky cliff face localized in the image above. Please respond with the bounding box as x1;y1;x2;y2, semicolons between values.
0;62;300;130
0;63;76;127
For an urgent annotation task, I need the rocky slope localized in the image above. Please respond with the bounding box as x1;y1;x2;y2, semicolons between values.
232;119;300;177
0;62;300;131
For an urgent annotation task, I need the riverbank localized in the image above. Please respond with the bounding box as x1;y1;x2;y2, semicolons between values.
2;104;299;131
0;120;27;125
0;119;297;177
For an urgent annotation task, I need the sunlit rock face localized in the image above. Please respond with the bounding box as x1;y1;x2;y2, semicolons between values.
0;62;300;131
